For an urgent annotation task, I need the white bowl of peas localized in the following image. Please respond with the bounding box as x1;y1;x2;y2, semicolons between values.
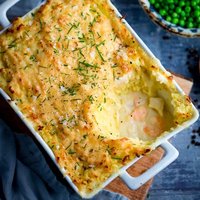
139;0;200;37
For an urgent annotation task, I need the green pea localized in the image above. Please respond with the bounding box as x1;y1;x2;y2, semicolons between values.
159;9;167;16
194;10;200;18
179;20;185;27
149;0;156;4
164;5;169;11
172;18;179;24
185;1;190;6
185;6;191;13
179;1;185;7
187;22;194;29
188;18;193;22
169;4;175;9
150;0;200;29
175;7;182;14
183;16;186;21
154;3;160;9
185;13;190;18
167;0;174;4
191;1;197;7
180;11;186;17
166;16;172;22
172;13;178;18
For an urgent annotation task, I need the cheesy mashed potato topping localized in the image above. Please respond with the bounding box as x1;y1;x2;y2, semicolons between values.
0;0;194;196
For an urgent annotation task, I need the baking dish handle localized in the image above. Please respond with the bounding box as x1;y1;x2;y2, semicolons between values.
0;0;20;28
120;141;179;190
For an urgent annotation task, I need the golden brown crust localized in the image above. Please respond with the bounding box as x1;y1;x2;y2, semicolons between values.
0;0;194;196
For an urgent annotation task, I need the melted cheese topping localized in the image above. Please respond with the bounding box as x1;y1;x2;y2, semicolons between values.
0;0;194;197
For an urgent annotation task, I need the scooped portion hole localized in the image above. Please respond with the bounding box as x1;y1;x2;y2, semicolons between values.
119;91;173;141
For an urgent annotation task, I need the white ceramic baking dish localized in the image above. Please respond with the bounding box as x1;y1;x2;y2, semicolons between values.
0;0;199;198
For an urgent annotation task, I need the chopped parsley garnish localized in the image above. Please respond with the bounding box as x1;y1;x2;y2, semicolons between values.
61;83;80;96
54;25;62;32
95;41;105;62
78;49;85;58
50;129;57;135
97;103;103;111
68;149;76;154
88;95;94;104
39;19;43;30
8;39;17;49
89;17;97;27
24;31;30;37
65;142;72;150
112;157;122;160
53;48;59;54
30;55;37;62
83;134;88;139
67;22;80;34
106;146;112;155
74;60;100;77
78;34;87;43
111;64;118;68
97;135;106;140
24;65;30;70
57;35;61;42
79;61;99;69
